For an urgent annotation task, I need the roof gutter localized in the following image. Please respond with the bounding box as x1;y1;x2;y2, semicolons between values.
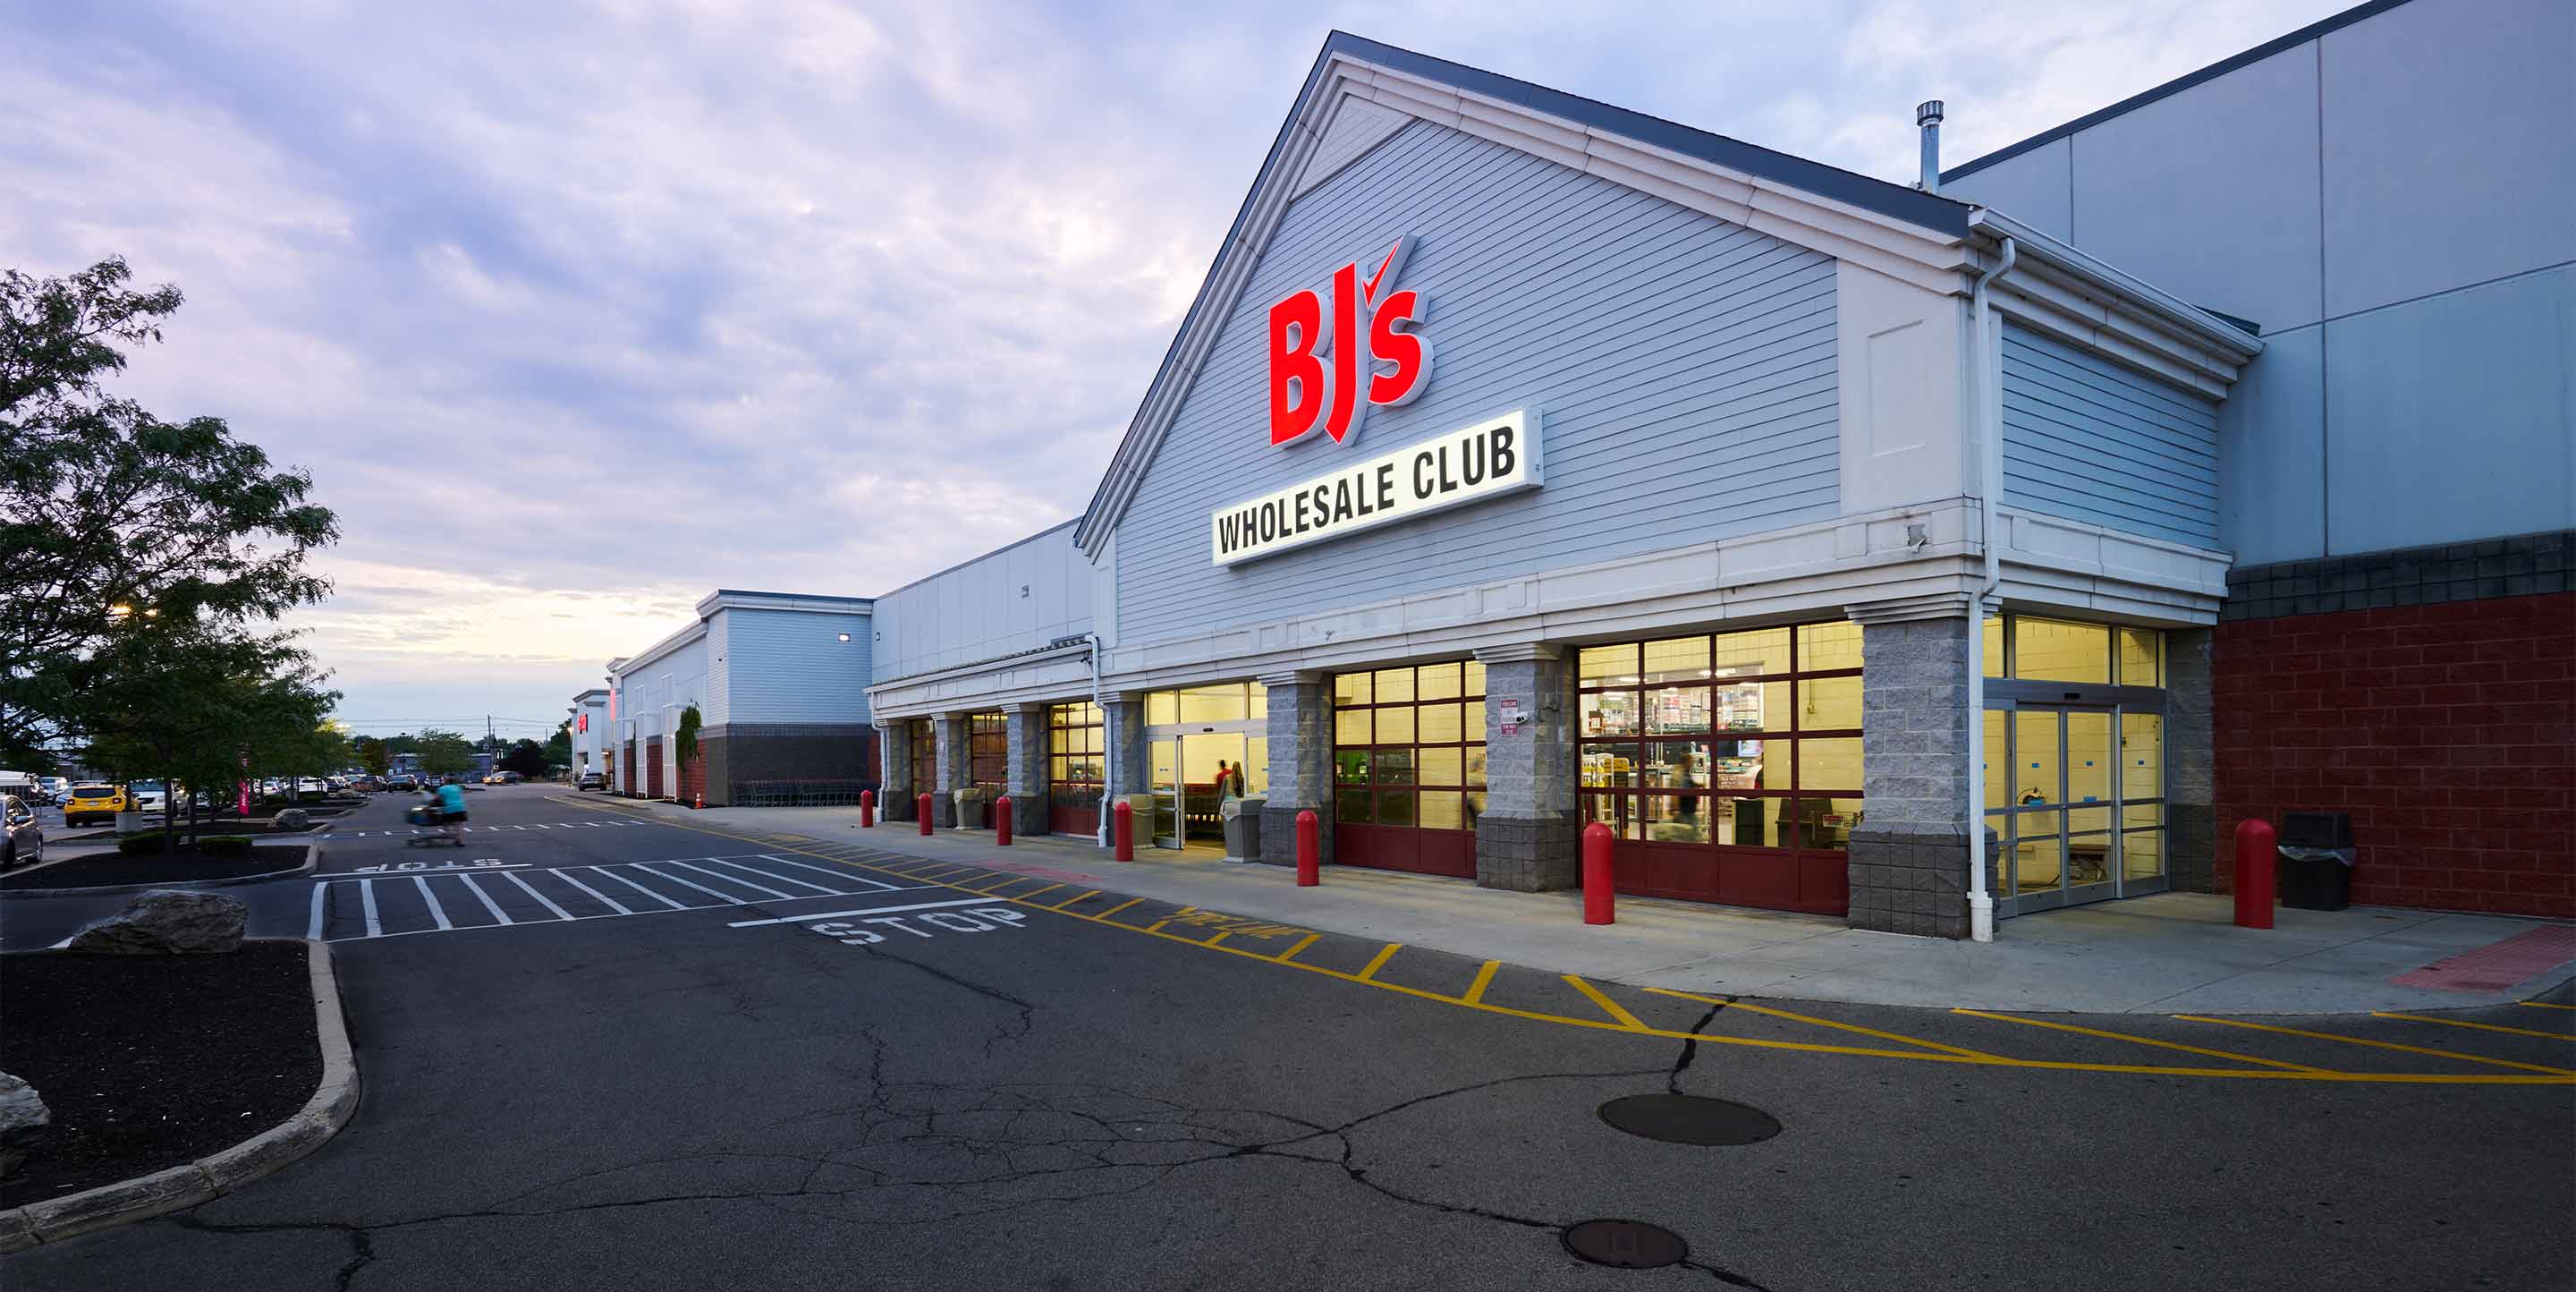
1967;209;2264;360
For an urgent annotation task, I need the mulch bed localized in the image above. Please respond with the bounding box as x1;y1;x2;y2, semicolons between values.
0;940;320;1209
0;846;305;891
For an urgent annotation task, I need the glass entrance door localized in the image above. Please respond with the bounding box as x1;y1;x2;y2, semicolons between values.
1149;737;1181;849
1987;701;2168;915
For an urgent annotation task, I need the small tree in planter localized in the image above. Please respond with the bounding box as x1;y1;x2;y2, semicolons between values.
674;704;702;803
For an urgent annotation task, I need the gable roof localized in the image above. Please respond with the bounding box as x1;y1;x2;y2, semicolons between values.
1070;31;1978;557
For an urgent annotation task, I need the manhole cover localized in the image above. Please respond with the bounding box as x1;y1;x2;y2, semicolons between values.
1563;1219;1687;1269
1597;1093;1782;1145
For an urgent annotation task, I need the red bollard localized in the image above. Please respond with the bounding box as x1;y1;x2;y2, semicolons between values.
996;795;1013;846
2233;817;2277;929
917;792;933;836
1112;799;1133;862
1295;809;1319;886
860;789;874;828
1582;821;1614;924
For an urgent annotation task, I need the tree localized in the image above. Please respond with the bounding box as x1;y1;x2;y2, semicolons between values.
542;721;572;770
674;704;701;766
76;615;335;844
415;727;472;778
499;738;547;778
352;735;391;778
2;256;338;764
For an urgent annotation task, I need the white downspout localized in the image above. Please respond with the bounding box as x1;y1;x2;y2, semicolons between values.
1964;234;2016;944
1087;633;1110;847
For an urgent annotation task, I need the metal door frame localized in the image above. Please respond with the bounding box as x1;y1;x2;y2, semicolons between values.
1145;720;1261;850
1987;679;2169;918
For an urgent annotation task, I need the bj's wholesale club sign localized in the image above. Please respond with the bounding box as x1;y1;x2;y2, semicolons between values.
1213;235;1542;565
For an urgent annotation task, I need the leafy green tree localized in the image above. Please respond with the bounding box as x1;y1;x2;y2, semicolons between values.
352;735;392;778
1;256;337;764
542;721;572;770
499;738;547;778
77;616;335;844
415;727;472;778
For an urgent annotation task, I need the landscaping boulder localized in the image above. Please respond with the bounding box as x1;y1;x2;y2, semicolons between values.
0;1072;47;1177
271;807;312;831
64;890;248;956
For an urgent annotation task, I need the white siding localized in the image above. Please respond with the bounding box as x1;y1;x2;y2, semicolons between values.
870;523;1093;682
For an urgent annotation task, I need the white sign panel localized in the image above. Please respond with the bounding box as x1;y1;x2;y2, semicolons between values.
1210;409;1541;565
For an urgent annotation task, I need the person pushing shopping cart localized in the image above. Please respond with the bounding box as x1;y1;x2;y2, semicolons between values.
408;779;470;846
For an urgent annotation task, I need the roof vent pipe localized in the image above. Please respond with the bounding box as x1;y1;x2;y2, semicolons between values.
1915;100;1945;193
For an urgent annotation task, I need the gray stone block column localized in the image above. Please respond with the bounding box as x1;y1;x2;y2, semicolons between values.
2166;627;2216;893
879;721;915;820
1004;702;1049;837
1104;693;1148;835
1257;671;1332;868
930;713;969;828
1474;642;1579;891
1847;605;1992;939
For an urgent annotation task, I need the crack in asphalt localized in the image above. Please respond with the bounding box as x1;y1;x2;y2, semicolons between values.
1671;999;1732;1093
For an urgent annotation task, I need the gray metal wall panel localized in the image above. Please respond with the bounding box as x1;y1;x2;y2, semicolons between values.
2319;0;2576;319
1943;137;2071;241
703;615;730;727
2322;265;2576;552
869;526;1093;681
2063;45;2324;332
1113;120;1839;644
2000;324;2221;548
723;608;873;724
2216;326;2326;565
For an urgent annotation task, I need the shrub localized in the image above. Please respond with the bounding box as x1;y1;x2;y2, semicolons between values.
117;832;169;855
198;835;254;857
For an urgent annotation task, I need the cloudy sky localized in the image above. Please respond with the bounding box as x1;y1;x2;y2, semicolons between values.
4;0;2349;743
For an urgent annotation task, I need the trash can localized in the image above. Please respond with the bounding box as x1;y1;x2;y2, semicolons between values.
953;788;989;830
2275;811;2355;911
1222;795;1265;862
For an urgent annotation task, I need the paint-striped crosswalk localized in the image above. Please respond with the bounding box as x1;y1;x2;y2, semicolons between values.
309;853;914;941
327;820;648;838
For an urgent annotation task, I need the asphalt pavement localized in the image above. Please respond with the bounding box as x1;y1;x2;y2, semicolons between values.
3;786;2569;1290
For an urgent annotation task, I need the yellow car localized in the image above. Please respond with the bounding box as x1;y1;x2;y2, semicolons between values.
63;783;130;827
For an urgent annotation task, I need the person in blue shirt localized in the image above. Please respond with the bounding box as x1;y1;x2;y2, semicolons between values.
426;779;469;842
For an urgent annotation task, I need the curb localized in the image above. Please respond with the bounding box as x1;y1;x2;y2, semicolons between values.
0;937;360;1254
0;842;319;901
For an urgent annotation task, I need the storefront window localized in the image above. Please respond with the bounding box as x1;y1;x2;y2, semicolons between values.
1335;661;1487;831
1578;622;1862;858
968;711;1006;789
1984;614;2164;686
907;718;935;793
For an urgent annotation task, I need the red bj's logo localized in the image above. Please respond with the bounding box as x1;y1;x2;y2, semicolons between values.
1268;235;1431;446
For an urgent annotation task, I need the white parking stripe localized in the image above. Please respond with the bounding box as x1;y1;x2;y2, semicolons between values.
593;866;689;910
413;875;453;931
308;881;328;939
630;862;750;903
697;857;841;895
553;869;631;915
504;871;576;921
457;873;515;924
752;854;905;893
728;897;999;928
360;879;382;938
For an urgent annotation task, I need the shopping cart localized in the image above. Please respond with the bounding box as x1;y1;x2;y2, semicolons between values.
404;803;466;846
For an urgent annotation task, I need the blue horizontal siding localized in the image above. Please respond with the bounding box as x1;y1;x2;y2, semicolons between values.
2000;325;2220;547
723;608;872;724
1114;119;1840;641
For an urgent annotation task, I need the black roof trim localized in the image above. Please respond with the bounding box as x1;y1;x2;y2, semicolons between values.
1322;32;1971;235
1944;0;2411;183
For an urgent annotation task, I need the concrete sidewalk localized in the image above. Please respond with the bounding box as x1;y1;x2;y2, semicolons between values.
585;795;2576;1016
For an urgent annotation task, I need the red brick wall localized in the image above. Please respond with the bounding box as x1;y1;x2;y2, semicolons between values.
2214;591;2573;918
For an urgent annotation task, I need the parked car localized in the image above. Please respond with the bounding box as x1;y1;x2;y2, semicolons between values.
575;771;606;792
38;776;72;804
293;777;328;796
384;774;420;793
129;780;169;814
349;776;381;794
2;795;41;870
63;783;129;826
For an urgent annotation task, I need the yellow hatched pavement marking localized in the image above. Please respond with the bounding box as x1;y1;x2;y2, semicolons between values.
2373;1011;2576;1041
1014;883;1066;903
1462;960;1502;1007
1097;897;1145;921
1356;943;1402;982
1050;889;1100;910
1564;976;1645;1030
2518;1000;2576;1012
1275;933;1321;964
533;795;2576;1086
1206;932;1232;948
2174;1016;2575;1075
1646;988;2004;1059
1953;1008;2332;1073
